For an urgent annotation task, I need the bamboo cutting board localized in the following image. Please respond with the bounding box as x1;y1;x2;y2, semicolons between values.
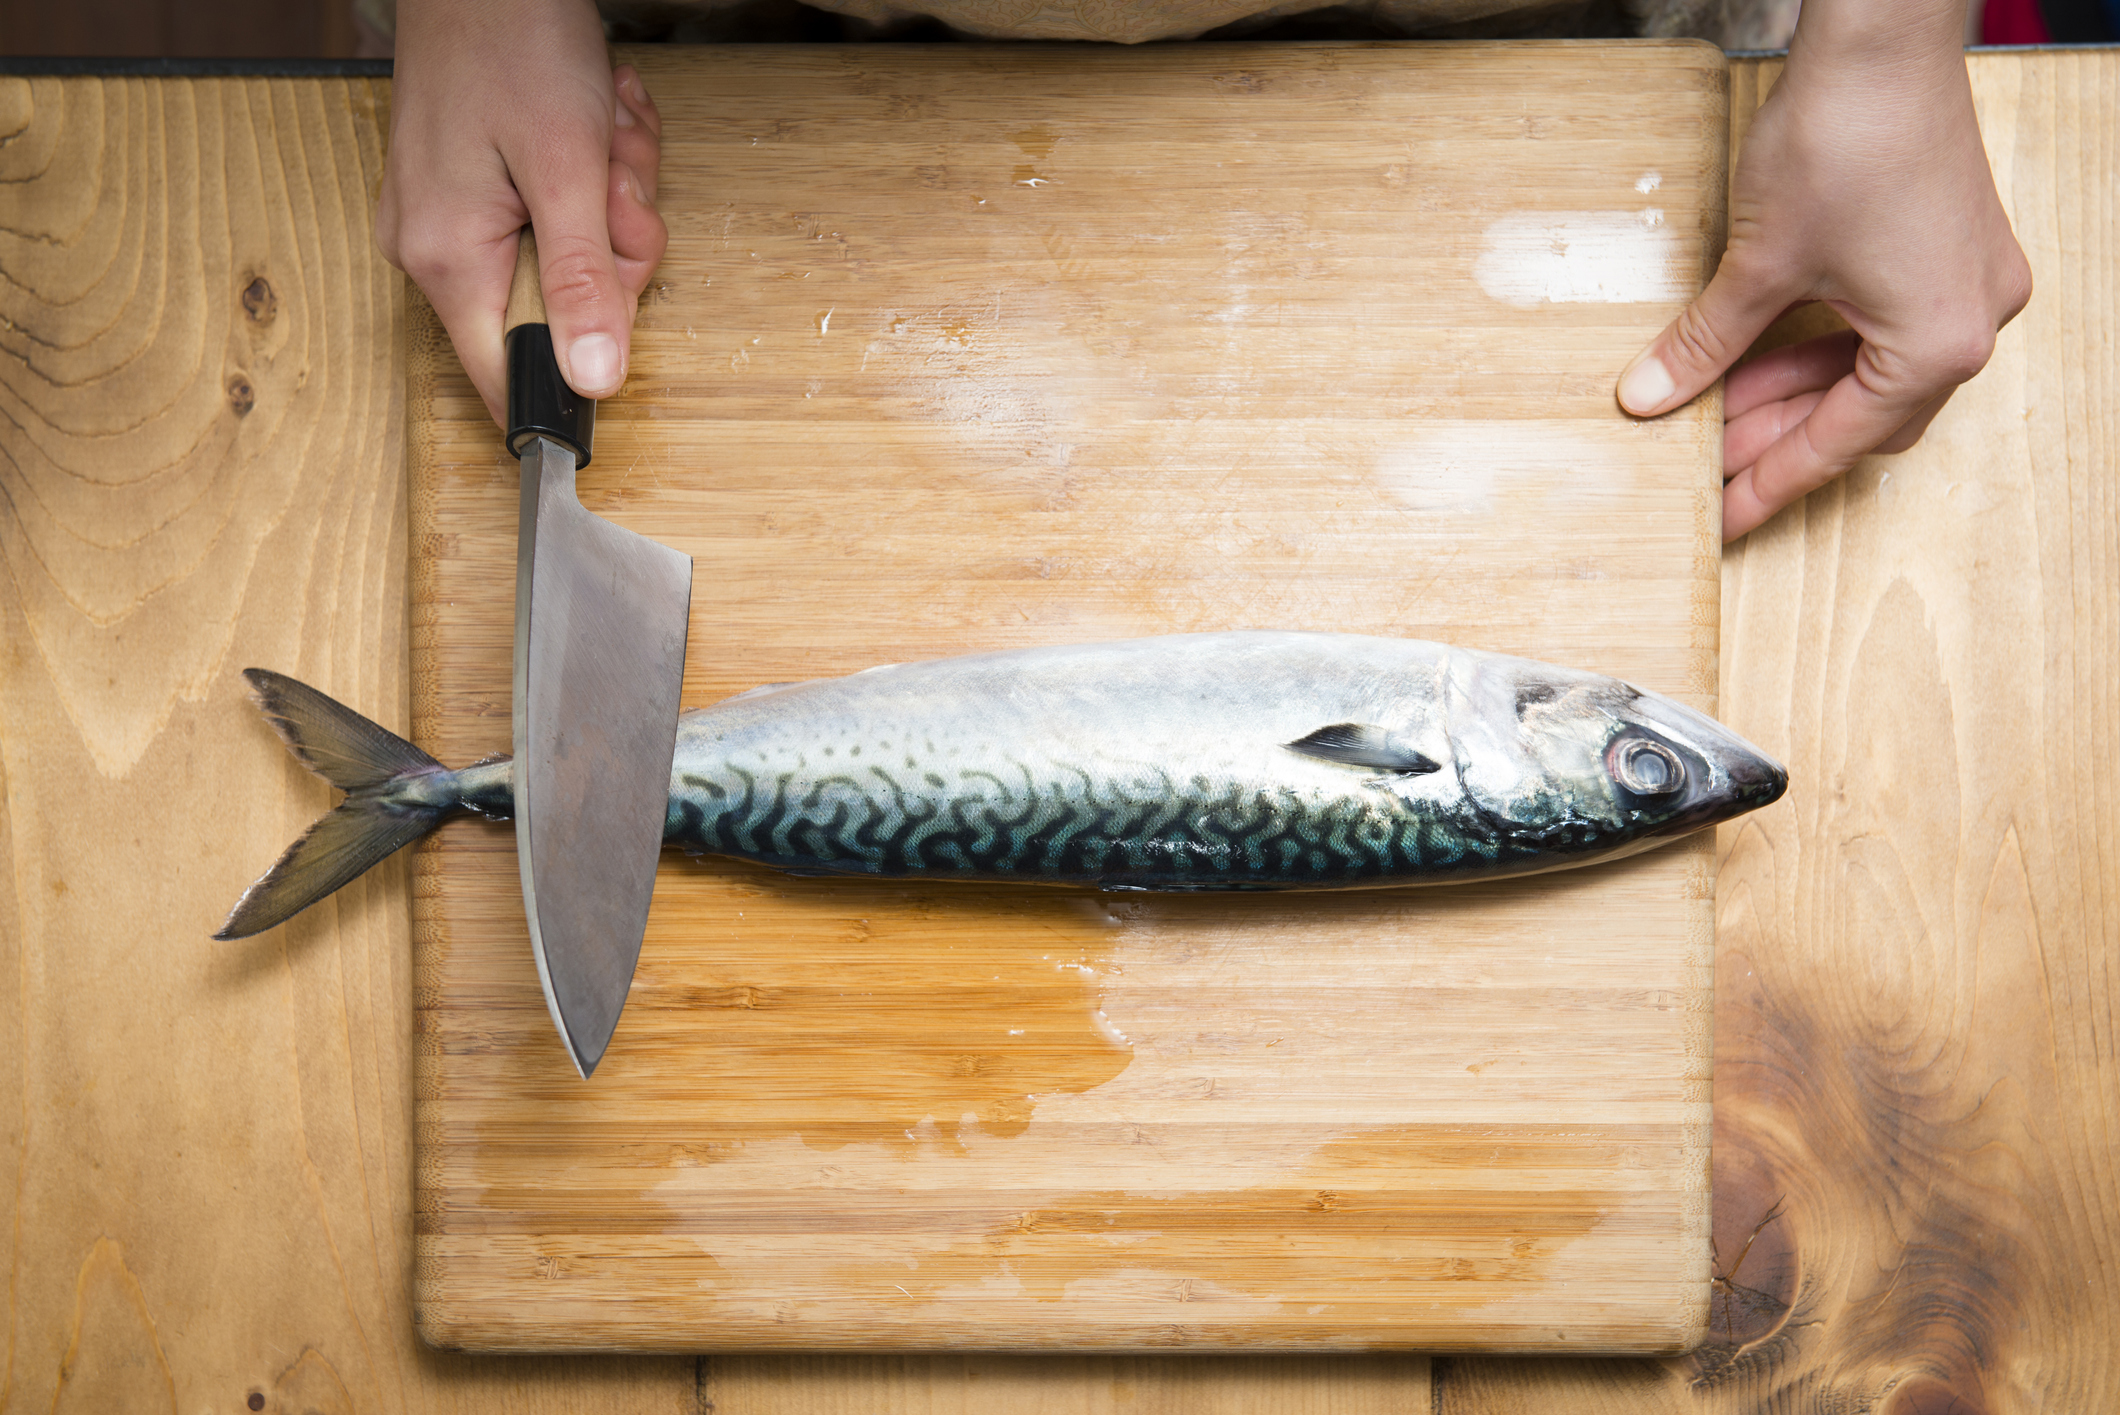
411;41;1729;1352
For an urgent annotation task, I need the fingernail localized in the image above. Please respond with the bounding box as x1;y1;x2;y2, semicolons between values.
567;333;622;395
615;93;636;128
1618;355;1675;415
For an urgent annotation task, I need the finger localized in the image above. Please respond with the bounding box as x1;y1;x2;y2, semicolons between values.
610;69;662;205
1726;373;1951;495
1618;251;1805;418
431;238;520;426
1724;329;1860;422
1722;349;1934;539
374;146;526;424
607;158;668;302
1874;387;1956;455
512;124;633;399
614;65;662;142
393;216;521;425
1723;388;1827;477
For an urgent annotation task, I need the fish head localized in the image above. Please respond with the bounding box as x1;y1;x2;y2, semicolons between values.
1446;655;1787;848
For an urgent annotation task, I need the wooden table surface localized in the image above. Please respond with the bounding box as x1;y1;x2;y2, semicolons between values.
1;45;2114;1415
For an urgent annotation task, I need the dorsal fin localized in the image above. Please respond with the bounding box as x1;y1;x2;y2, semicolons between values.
1282;723;1440;775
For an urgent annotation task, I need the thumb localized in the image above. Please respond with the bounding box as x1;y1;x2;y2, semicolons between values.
1617;254;1798;418
516;140;634;399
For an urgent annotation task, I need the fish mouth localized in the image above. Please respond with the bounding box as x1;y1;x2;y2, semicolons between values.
1621;695;1788;835
1723;749;1789;804
1653;746;1786;834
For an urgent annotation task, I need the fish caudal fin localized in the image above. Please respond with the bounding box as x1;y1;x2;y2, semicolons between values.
243;667;441;789
217;670;454;940
215;793;444;940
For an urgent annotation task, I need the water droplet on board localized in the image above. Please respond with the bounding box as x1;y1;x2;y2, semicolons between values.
1089;1008;1132;1050
1636;170;1662;194
1009;124;1058;159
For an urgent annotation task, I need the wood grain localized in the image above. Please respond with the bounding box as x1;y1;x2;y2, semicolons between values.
1436;48;2120;1415
504;231;547;335
410;41;1731;1353
0;70;694;1415
3;44;2113;1415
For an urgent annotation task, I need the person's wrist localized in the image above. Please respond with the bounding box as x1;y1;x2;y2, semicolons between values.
1786;0;1969;83
395;0;604;66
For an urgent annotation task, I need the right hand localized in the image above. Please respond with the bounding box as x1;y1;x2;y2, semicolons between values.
375;0;668;426
1614;0;2031;540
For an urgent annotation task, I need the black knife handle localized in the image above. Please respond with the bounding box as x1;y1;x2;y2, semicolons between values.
504;230;595;467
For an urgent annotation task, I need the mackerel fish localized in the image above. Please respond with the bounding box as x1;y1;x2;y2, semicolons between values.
217;631;1786;938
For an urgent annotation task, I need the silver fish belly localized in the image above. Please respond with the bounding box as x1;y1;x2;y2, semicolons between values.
216;632;1786;937
657;632;1784;889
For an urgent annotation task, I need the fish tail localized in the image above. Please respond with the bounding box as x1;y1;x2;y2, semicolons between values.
217;669;457;940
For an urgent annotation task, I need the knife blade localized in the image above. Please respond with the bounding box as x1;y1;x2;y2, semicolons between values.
504;230;693;1078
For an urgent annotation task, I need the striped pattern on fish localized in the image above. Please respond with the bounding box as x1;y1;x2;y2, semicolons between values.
216;632;1787;937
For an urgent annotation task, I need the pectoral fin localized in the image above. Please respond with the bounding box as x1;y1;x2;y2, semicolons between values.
1283;723;1441;775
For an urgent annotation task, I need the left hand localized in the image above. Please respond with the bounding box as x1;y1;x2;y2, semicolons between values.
1614;3;2033;541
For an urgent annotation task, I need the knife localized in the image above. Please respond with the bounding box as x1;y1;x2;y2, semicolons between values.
505;230;693;1078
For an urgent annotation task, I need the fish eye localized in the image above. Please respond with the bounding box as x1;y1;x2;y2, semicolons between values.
1610;736;1685;796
